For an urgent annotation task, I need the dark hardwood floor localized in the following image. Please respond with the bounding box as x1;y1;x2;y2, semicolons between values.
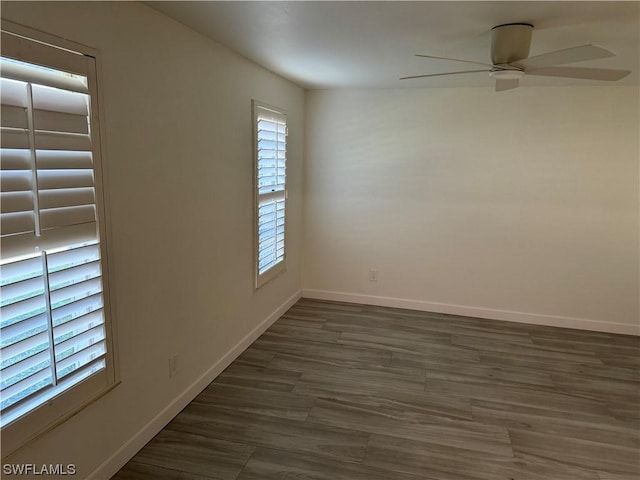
112;299;640;480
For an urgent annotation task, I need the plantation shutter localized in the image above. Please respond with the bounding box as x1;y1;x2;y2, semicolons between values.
0;32;108;427
254;103;287;286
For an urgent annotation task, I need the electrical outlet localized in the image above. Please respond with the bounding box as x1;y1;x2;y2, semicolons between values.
169;354;179;377
369;269;378;282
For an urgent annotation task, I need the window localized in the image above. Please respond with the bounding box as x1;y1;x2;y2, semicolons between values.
0;24;116;453
253;101;287;288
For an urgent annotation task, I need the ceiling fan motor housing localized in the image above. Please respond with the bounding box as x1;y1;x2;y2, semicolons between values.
491;23;534;64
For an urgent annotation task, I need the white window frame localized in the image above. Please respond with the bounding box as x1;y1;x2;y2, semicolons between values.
0;20;118;456
253;100;287;288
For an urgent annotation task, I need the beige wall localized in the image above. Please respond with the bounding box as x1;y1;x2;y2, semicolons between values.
1;1;304;477
303;87;639;333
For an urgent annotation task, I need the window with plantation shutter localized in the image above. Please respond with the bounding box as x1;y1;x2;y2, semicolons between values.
253;101;287;287
0;25;116;454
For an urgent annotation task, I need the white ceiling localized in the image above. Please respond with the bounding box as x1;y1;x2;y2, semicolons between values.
149;1;640;89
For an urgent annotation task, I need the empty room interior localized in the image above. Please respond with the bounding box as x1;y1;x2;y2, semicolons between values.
0;1;639;479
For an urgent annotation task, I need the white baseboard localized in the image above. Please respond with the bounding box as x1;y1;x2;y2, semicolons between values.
87;290;302;480
302;289;639;336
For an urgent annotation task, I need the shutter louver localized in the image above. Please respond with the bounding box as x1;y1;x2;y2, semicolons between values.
1;77;35;239
0;52;107;426
33;82;97;237
0;255;52;411
257;198;285;274
255;104;287;284
257;118;286;195
48;243;105;382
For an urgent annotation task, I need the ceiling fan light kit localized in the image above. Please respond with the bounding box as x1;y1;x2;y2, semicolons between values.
402;22;631;92
489;69;525;80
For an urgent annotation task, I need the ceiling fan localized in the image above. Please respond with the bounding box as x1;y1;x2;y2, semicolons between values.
401;23;631;91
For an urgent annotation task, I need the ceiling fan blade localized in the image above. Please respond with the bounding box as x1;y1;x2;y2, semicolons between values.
516;45;615;70
400;69;490;80
526;66;631;81
495;78;519;92
414;54;500;70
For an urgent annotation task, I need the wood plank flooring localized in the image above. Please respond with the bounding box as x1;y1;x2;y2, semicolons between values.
112;299;640;480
